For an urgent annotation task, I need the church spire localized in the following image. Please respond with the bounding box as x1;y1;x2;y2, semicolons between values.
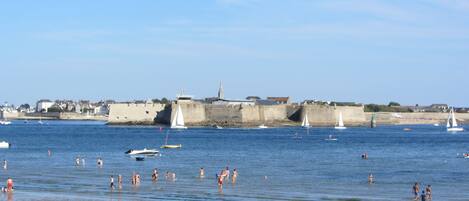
218;81;224;100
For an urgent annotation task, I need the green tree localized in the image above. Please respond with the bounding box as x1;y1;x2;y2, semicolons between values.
388;101;400;107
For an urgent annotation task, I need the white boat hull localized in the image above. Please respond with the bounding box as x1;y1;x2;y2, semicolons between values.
0;141;10;148
125;149;159;155
171;125;187;129
334;126;347;130
0;121;11;125
447;127;464;132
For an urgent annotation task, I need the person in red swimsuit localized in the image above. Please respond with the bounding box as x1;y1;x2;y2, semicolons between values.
6;177;13;192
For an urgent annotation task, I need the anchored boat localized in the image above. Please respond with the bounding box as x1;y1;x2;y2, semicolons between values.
171;105;187;129
125;148;159;155
334;112;347;130
447;107;464;132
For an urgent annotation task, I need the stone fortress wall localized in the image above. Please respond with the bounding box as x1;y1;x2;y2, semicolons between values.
108;102;367;126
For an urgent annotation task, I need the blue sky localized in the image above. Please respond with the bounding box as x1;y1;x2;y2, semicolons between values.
1;0;468;106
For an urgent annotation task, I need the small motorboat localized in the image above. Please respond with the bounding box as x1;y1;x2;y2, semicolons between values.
325;135;337;141
0;120;11;125
125;148;159;155
161;144;182;149
403;128;412;131
463;153;469;159
0;141;10;148
433;123;440;127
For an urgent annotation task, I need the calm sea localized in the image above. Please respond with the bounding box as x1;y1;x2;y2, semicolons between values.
0;121;468;200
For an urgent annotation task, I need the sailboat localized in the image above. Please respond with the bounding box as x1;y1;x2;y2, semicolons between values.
447;108;464;132
160;131;182;149
171;105;187;129
334;112;347;130
301;114;310;128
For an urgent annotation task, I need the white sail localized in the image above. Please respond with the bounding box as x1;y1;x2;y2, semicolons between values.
171;105;187;129
447;107;464;132
446;111;451;128
338;112;344;127
451;108;458;127
302;114;310;127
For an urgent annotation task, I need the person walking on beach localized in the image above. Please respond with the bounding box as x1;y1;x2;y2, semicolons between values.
3;160;7;170
413;182;420;200
152;168;159;182
425;185;432;200
199;167;205;178
232;168;238;184
110;175;115;189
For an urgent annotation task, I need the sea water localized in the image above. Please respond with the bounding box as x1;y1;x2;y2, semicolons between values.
0;121;468;200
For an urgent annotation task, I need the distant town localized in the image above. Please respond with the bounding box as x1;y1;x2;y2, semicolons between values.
0;85;467;127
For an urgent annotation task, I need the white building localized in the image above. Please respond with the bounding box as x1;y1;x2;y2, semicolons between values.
36;99;54;113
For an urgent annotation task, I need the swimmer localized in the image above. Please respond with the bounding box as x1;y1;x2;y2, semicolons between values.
421;190;426;201
199;167;205;178
368;173;374;184
425;185;432;200
118;174;123;189
110;175;115;189
232;168;238;184
152;168;159;181
131;172;136;185
97;157;103;167
6;177;13;192
75;157;80;166
225;167;230;181
413;182;420;200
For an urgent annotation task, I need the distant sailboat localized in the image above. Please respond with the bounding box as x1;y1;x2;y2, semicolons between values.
447;107;464;132
258;124;268;129
301;114;310;128
171;105;187;129
370;113;377;128
334;112;347;130
160;131;182;149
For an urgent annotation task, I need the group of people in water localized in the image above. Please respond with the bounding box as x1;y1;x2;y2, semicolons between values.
413;182;432;201
106;166;237;190
215;167;238;188
74;156;104;167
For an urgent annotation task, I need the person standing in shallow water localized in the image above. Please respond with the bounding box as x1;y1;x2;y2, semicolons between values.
425;185;432;200
413;182;420;200
6;177;13;192
199;167;205;178
118;174;123;189
109;175;115;190
232;168;238;184
152;169;159;182
367;173;374;184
